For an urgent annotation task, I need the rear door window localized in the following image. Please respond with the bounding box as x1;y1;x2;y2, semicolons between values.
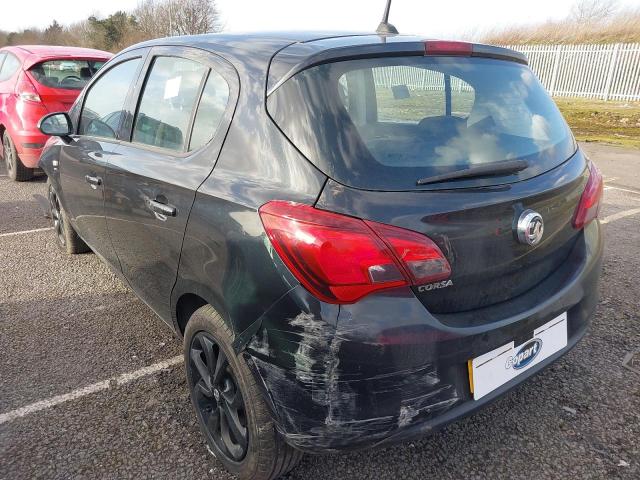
79;58;142;139
132;56;208;152
29;60;106;90
268;57;575;190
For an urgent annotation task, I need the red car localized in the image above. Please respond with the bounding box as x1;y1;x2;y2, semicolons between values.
0;45;112;181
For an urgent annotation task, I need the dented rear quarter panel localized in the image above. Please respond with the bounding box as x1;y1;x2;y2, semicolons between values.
245;285;464;452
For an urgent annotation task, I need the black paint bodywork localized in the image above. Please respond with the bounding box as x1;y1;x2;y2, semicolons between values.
39;32;603;453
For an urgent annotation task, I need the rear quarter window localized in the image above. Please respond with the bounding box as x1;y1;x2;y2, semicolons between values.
189;68;230;151
0;53;21;82
268;56;576;191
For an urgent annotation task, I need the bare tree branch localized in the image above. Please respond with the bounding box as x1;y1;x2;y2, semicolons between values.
570;0;619;24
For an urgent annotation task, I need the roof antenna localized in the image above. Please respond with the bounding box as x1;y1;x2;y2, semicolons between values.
376;0;399;35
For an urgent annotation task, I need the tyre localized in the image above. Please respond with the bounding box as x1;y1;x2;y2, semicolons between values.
3;132;34;181
184;305;303;480
47;180;90;254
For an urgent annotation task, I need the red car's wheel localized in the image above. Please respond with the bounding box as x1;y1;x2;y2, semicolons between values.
3;132;33;182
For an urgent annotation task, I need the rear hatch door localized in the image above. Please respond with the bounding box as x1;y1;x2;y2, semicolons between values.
267;39;587;312
26;57;108;111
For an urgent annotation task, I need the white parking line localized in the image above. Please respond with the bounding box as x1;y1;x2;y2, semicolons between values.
0;227;53;238
0;356;182;425
604;185;640;196
601;207;640;225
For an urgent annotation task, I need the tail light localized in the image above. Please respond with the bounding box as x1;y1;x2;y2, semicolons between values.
15;71;42;103
573;162;603;229
424;41;473;56
259;201;451;304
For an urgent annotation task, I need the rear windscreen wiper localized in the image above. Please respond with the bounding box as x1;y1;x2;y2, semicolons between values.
416;159;529;186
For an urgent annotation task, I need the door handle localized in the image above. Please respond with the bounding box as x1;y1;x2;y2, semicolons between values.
84;175;102;188
148;199;176;217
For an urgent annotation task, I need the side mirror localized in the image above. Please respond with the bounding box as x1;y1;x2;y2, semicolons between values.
38;112;72;138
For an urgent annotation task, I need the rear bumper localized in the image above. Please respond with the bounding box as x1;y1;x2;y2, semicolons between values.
13;131;47;168
245;220;603;453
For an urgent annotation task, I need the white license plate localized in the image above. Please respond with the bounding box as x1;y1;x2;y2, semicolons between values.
469;313;568;400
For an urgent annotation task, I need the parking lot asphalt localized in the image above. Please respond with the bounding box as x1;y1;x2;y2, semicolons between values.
1;142;639;480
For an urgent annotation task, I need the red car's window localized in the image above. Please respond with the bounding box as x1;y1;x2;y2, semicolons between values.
0;53;20;82
29;60;106;90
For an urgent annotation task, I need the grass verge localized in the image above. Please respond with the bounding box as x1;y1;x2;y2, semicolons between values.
555;97;640;149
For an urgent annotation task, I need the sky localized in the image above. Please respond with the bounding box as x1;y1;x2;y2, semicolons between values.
1;0;639;38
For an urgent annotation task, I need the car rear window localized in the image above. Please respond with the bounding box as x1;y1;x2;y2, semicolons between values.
267;56;576;190
30;59;106;90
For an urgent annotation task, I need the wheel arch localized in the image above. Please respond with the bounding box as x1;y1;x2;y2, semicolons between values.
0;117;20;147
175;293;208;337
172;283;233;339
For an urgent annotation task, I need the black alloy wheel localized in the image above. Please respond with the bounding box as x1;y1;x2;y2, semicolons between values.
189;331;249;462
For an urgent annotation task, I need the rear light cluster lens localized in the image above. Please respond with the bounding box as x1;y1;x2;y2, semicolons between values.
573;162;604;229
259;201;451;304
16;72;41;103
424;41;473;56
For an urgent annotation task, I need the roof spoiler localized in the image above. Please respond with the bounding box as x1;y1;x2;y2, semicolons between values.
267;40;528;95
22;54;112;71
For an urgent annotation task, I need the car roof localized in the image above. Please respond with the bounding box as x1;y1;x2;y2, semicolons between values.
1;45;112;69
120;32;422;87
125;31;405;62
121;32;525;89
6;45;111;57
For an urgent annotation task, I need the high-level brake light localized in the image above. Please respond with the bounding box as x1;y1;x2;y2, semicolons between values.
424;41;473;56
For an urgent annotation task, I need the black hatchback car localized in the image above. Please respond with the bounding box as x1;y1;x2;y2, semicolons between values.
38;32;603;479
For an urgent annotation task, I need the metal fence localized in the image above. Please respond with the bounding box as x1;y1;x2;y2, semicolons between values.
372;67;474;92
372;43;640;102
506;43;640;101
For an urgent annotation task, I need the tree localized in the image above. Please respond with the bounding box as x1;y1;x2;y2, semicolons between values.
570;0;619;24
0;0;223;50
43;20;64;45
171;0;222;35
135;0;222;38
88;11;138;51
65;20;96;49
7;29;42;45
